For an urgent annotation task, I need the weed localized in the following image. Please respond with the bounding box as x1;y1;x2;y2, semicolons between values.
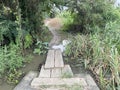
0;44;24;84
6;69;23;85
65;21;120;89
33;40;49;55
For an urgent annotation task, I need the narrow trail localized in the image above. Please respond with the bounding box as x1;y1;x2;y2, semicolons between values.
49;29;61;47
14;29;100;90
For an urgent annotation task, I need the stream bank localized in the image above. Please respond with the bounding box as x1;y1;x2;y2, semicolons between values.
0;52;45;90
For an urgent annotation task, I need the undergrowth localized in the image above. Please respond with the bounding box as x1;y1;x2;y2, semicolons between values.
0;44;32;84
65;21;120;90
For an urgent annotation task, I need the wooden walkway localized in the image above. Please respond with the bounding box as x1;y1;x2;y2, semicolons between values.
14;22;99;90
14;49;100;90
38;49;73;78
31;49;75;86
30;49;100;90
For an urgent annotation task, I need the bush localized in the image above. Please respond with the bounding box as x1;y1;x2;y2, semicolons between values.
56;10;76;31
33;40;49;55
0;45;24;77
65;0;120;33
0;0;55;48
65;21;120;90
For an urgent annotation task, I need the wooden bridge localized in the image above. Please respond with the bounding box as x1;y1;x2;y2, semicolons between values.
14;27;100;90
14;49;100;90
31;49;85;87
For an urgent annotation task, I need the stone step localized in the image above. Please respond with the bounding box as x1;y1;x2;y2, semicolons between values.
39;65;51;78
44;50;64;69
51;65;73;78
14;71;100;90
74;74;98;86
31;78;87;88
41;87;66;90
38;65;73;78
37;86;82;90
61;65;73;77
51;68;62;78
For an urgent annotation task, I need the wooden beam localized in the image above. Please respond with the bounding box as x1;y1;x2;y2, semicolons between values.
45;50;55;68
55;50;64;68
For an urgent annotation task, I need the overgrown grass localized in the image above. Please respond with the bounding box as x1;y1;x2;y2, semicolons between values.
0;45;24;76
0;44;33;84
56;10;76;31
65;21;120;90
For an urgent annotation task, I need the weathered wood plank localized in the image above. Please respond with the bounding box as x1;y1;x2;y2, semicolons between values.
39;65;51;78
51;68;62;78
45;50;55;68
62;65;73;77
14;71;38;90
55;49;64;68
86;75;97;86
31;78;87;87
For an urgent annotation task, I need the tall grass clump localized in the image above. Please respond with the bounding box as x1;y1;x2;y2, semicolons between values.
0;44;34;84
56;10;76;31
0;45;24;77
65;0;120;33
65;21;120;90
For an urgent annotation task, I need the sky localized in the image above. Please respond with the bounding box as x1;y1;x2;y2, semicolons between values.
115;0;120;6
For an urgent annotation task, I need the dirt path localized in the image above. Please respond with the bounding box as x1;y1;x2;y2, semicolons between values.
49;29;62;47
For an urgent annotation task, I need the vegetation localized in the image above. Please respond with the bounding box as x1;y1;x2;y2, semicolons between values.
0;0;61;84
56;11;76;31
0;0;120;90
65;22;120;89
0;45;24;77
33;40;49;55
57;0;120;33
64;0;120;90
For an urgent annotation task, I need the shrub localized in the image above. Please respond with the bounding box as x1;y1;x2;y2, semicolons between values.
33;40;49;55
56;10;76;31
65;0;120;33
0;45;24;77
65;21;120;89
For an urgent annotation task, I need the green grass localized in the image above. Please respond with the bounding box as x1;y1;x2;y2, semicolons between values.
64;22;120;90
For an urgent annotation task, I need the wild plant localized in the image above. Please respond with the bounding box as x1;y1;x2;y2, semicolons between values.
64;21;120;89
0;45;24;80
33;40;49;55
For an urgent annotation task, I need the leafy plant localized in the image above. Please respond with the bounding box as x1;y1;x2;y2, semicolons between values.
24;33;33;48
65;21;120;90
6;69;23;85
0;45;24;77
64;0;120;33
33;40;49;55
56;10;76;31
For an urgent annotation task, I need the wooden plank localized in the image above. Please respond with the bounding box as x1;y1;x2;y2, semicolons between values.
62;65;73;77
39;65;51;78
45;50;55;68
31;78;87;87
55;49;64;68
86;75;97;86
14;71;38;90
51;68;62;78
